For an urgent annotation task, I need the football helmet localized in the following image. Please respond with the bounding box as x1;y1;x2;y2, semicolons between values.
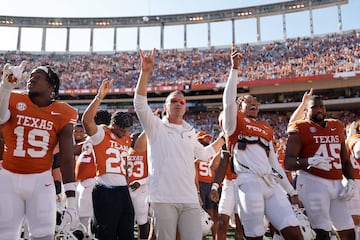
271;205;316;240
200;208;214;237
55;220;92;240
55;206;92;240
292;205;316;240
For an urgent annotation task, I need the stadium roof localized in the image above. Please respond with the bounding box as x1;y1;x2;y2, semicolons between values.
0;0;347;28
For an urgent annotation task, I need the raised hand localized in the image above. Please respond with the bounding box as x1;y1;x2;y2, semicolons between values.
301;88;313;104
139;48;156;73
231;42;241;70
1;61;27;90
97;78;114;98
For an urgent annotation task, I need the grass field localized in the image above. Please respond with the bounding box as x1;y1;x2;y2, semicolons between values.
205;227;237;239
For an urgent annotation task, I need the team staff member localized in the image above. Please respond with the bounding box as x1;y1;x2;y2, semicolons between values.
222;45;303;240
285;95;355;240
134;48;225;240
82;78;134;240
0;63;79;239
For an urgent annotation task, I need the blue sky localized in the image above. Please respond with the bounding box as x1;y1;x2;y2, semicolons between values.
0;0;359;52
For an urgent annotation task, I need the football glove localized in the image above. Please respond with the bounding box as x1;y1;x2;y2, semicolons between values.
339;179;355;201
1;61;27;91
307;156;333;171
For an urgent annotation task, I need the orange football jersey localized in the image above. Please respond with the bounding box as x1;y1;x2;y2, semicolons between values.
287;119;345;180
2;92;78;174
228;111;274;152
195;159;213;183
75;140;97;181
277;151;285;169
346;134;360;179
92;126;131;176
127;149;148;183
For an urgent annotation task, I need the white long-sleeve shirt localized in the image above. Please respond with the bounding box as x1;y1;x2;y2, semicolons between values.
134;94;216;203
223;69;295;195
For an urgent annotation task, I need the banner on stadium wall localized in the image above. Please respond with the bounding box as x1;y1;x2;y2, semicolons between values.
59;85;183;94
59;72;358;95
333;71;356;78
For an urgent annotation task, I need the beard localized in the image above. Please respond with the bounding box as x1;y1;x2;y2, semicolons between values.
310;112;325;123
28;91;41;98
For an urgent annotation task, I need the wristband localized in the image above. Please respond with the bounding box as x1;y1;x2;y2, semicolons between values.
95;95;103;101
211;182;219;191
288;189;298;197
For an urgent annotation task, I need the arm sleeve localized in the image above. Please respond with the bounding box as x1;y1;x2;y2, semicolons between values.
90;125;105;145
133;93;159;140
268;142;296;195
52;153;61;169
222;69;238;136
0;86;11;124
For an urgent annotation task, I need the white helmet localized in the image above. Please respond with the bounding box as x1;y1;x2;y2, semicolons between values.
55;222;92;240
292;205;316;240
55;209;92;240
200;208;214;237
271;205;316;240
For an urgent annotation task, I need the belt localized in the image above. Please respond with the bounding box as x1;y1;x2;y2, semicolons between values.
95;182;128;189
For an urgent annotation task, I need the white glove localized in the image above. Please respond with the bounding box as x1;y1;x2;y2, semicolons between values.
1;61;27;90
59;197;80;230
339;179;355;201
307;156;333;171
347;121;357;139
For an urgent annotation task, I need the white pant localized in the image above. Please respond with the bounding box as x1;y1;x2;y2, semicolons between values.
77;178;95;217
0;168;56;239
297;171;355;231
129;183;149;225
218;179;237;216
344;178;360;216
150;202;202;240
235;173;299;237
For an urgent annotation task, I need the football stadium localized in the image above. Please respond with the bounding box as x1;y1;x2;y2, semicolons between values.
0;0;359;239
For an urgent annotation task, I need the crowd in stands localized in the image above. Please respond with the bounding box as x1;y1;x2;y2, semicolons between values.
1;29;359;141
0;30;359;92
